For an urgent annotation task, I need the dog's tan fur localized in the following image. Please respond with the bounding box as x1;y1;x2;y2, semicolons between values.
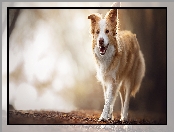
88;9;145;121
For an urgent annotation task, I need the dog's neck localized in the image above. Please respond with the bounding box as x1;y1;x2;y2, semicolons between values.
94;44;116;71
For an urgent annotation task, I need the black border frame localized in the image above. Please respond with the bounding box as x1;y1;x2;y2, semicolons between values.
7;6;167;125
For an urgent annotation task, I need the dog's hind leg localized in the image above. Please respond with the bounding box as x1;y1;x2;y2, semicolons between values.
119;83;125;121
120;80;131;121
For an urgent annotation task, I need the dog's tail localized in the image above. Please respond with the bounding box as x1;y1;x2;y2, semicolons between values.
131;51;146;97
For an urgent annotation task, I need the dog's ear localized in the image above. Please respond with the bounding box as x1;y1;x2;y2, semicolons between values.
88;14;101;23
105;9;117;23
88;14;101;34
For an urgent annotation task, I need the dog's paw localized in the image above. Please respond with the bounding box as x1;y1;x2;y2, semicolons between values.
98;115;114;121
120;116;128;122
98;117;108;122
98;114;108;121
108;113;114;120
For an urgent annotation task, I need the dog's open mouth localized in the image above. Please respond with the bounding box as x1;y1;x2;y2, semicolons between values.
99;44;109;55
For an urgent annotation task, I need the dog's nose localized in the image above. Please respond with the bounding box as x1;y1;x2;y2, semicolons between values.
99;38;104;46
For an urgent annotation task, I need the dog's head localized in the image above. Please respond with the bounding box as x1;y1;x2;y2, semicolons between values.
88;9;118;56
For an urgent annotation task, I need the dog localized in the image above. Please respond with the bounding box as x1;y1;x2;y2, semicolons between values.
88;9;145;121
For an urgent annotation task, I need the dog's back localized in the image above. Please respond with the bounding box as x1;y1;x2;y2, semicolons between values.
116;30;145;97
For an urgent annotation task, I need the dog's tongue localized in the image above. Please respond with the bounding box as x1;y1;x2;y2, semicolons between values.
100;46;106;55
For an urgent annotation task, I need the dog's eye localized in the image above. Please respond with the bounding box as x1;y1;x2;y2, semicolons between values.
105;29;109;34
96;30;100;34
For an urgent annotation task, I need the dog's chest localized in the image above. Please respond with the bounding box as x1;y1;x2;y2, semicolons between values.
94;45;116;82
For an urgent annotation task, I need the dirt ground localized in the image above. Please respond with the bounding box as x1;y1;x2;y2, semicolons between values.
8;109;166;125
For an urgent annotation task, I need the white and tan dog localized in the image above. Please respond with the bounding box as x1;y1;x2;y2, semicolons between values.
88;9;145;121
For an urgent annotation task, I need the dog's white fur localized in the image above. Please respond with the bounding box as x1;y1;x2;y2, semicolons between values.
88;9;145;121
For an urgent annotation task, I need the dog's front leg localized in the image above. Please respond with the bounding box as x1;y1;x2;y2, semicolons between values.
99;83;117;121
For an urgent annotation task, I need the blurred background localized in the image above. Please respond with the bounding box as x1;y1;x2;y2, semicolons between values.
2;2;166;122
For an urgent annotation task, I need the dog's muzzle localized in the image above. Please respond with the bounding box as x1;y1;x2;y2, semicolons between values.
99;38;109;55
